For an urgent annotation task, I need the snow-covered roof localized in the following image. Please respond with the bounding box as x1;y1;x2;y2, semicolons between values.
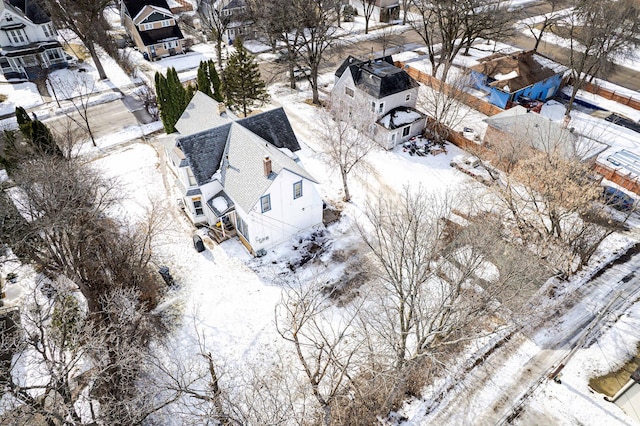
175;91;231;136
377;107;426;130
336;55;419;99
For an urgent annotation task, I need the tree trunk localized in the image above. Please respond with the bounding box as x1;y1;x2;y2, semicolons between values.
341;168;351;202
86;42;107;80
216;39;223;69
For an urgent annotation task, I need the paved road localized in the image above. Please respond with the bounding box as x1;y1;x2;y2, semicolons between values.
45;98;139;141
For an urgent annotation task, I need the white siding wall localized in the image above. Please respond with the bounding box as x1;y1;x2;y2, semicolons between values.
243;170;323;252
374;116;427;149
0;10;56;47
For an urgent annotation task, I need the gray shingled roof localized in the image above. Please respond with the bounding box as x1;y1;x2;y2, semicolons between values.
221;124;316;213
7;0;50;24
175;91;231;136
236;107;301;152
176;124;232;185
335;56;416;99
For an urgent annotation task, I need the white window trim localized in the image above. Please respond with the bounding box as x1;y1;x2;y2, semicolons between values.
261;194;271;213
293;181;303;199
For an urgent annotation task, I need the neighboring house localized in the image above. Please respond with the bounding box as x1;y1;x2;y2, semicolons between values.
219;0;254;45
332;55;425;149
166;92;323;255
470;50;566;109
483;105;606;168
0;0;67;81
349;0;400;24
121;0;186;61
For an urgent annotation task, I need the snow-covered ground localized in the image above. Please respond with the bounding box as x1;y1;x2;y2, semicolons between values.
4;5;640;424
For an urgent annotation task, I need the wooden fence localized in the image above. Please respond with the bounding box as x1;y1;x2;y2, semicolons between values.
395;61;504;117
581;81;640;111
593;163;640;195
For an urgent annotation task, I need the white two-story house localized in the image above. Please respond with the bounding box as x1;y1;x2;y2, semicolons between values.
121;0;186;61
166;92;323;255
332;55;426;149
0;0;67;81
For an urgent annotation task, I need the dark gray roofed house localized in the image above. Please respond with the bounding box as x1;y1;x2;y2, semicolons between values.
331;55;425;149
167;94;323;255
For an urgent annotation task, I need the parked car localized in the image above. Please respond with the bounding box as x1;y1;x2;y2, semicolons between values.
602;186;635;211
192;234;205;252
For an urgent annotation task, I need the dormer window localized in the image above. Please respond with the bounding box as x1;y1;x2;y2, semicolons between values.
8;29;26;44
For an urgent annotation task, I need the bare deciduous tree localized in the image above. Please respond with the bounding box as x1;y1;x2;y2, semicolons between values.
197;0;235;69
48;72;98;147
417;71;475;146
356;185;538;406
321;105;378;202
361;0;377;34
409;0;510;82
42;0;114;80
520;0;568;52
562;0;640;117
276;280;363;425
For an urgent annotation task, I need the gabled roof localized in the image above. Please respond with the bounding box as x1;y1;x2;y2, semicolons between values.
236;108;301;152
175;94;301;152
122;0;173;19
484;106;579;159
221;124;316;213
470;50;561;93
6;0;50;24
335;55;417;99
176;123;232;185
175;91;231;135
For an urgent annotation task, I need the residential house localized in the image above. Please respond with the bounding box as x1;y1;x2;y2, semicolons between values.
121;0;186;61
470;50;566;109
0;0;67;81
349;0;400;24
332;55;425;149
166;92;323;255
483;105;606;169
212;0;254;45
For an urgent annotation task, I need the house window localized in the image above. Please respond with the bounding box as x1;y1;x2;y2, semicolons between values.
378;103;384;113
8;29;26;44
186;167;197;186
161;19;172;27
193;199;204;216
402;126;410;137
237;216;249;240
164;40;178;49
46;49;62;61
345;87;354;97
143;23;154;30
261;194;271;213
293;181;303;199
43;24;52;38
405;93;411;102
391;133;397;144
370;101;375;113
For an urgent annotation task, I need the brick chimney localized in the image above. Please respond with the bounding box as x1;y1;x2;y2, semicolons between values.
263;156;272;177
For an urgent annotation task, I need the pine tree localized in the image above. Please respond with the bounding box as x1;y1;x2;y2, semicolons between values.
15;106;32;139
222;39;269;116
30;120;61;157
155;68;190;133
207;60;223;102
197;62;212;98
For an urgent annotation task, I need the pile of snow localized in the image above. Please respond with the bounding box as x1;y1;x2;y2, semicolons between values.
0;82;44;116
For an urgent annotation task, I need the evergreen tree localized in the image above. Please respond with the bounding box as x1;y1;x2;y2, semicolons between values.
30;120;61;157
222;39;269;116
207;60;223;102
154;71;173;133
15;106;32;139
197;62;212;98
